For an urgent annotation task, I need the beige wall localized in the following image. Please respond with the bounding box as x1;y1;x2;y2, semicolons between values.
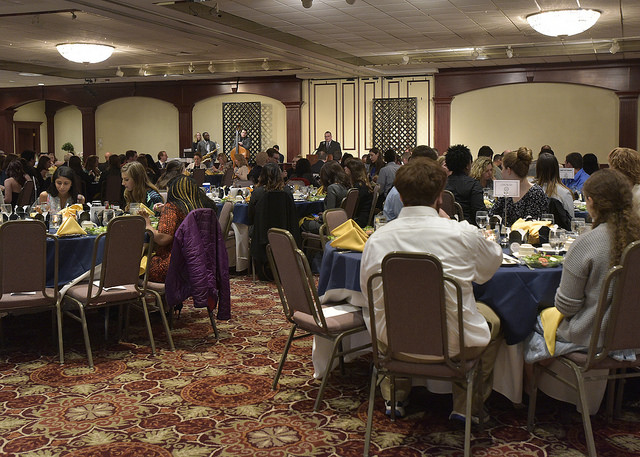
303;76;434;157
193;93;286;156
14;101;48;152
54;105;82;159
450;83;619;163
96;97;179;160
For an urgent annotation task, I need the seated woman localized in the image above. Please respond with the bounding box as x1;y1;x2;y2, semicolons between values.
156;160;186;190
214;152;233;174
35;155;52;195
344;158;373;227
39;165;86;209
445;144;486;225
608;147;640;214
526;169;640;363
144;175;217;283
535;153;574;217
234;154;249;181
301;161;350;234
186;153;207;171
288;158;315;186
4;159;33;206
248;151;268;184
121;161;163;212
490;147;548;226
470;156;494;189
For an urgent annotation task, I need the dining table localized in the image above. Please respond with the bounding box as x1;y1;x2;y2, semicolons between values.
46;234;105;287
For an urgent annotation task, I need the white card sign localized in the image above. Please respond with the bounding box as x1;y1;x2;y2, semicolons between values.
493;180;520;198
559;167;575;179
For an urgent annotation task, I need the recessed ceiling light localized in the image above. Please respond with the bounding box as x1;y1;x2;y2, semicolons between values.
18;72;42;77
38;83;44;86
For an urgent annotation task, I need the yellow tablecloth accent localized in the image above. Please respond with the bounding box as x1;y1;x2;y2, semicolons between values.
57;216;86;236
330;219;369;252
540;307;564;356
511;218;552;244
60;203;83;219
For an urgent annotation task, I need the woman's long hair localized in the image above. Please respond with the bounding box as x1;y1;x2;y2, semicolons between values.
156;160;186;190
320;161;350;188
258;163;284;191
583;169;640;266
535;153;570;198
6;160;26;186
122;161;159;207
47;166;80;201
167;175;216;215
344;158;373;191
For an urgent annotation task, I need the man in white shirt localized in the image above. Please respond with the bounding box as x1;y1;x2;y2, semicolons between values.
360;157;503;422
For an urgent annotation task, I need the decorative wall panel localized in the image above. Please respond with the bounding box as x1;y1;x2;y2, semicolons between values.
372;97;417;152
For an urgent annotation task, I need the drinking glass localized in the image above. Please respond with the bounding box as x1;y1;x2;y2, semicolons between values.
103;209;115;227
549;229;565;251
374;214;387;230
1;204;12;222
541;213;554;224
475;211;489;229
129;203;141;216
571;217;586;235
50;212;62;232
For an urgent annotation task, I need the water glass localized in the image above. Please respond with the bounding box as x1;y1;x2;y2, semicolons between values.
50;212;62;232
475;211;489;229
549;229;565;251
374;214;387;230
541;213;555;224
129;203;141;216
571;217;586;235
103;209;115;227
1;204;12;222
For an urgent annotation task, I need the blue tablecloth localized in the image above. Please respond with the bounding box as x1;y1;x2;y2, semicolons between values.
215;200;324;226
318;245;563;345
46;235;105;287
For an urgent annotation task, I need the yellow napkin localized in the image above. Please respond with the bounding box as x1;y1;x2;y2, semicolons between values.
330;219;369;252
511;219;552;244
57;216;86;236
540;307;564;355
139;203;155;216
60;204;83;219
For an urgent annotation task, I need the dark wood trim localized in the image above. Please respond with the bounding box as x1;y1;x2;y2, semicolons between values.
79;107;96;159
0;109;16;154
617;92;639;149
14;120;42;154
284;101;302;162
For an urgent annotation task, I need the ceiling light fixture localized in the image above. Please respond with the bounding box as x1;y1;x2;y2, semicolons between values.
610;40;620;54
526;9;600;37
261;59;270;71
471;48;479;59
188;62;195;73
302;0;313;8
115;66;124;77
401;54;410;64
208;61;215;73
506;46;513;58
138;67;146;76
56;43;114;63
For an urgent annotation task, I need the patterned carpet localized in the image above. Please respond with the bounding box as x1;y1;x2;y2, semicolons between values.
0;275;639;456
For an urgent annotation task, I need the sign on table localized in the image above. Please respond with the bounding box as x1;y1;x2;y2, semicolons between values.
493;180;520;198
559;167;575;179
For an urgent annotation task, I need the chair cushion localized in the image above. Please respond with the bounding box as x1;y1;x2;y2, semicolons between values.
563;352;640;370
146;281;165;293
292;308;365;334
66;284;140;305
0;290;57;310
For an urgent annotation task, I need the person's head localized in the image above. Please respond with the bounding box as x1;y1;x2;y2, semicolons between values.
273;145;280;151
324;131;333;142
121;161;157;207
383;149;396;163
535;153;564;197
291;155;301;169
258;163;284;191
583;169;640;266
565;152;583;170
540;145;554;156
395;158;447;207
67;155;83;175
104;152;111;162
193;153;202;167
502;147;533;179
240;129;248;138
294;158;311;175
369;147;381;163
194;132;201;142
167;175;216;215
235;154;247;167
401;151;412;165
37;155;52;173
48;166;78;200
156;160;186;190
411;145;438;161
202;132;210;141
319;161;349;188
254;151;268;167
217;152;227;164
493;153;503;168
361;153;370;165
344;158;372;189
470;157;494;186
20;149;36;167
84;155;99;171
157;150;168;162
125;150;138;163
477;145;494;159
48;152;58;163
107;154;121;172
608;147;640;186
266;148;279;163
137;154;150;169
445;144;473;174
340;153;353;167
6;159;25;182
582;153;599;175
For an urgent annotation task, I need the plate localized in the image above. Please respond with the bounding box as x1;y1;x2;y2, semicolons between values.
501;257;519;266
521;254;564;268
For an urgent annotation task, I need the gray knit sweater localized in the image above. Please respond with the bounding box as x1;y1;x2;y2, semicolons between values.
555;223;612;347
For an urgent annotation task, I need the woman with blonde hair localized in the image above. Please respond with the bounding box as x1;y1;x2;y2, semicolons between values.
470;156;494;188
234;154;249;181
121;161;163;211
489;147;548;225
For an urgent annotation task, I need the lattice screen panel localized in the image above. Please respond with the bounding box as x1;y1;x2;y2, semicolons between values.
372;98;417;152
222;102;261;162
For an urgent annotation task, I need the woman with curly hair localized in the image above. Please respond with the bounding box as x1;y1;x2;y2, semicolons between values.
470;156;494;189
608;147;640;215
121;161;163;212
344;158;373;227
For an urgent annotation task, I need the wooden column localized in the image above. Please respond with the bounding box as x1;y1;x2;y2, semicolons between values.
0;109;16;154
284;101;302;162
616;92;639;149
79;106;97;159
433;97;452;155
177;104;194;158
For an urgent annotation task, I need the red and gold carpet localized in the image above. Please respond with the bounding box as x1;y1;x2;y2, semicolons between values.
0;275;638;456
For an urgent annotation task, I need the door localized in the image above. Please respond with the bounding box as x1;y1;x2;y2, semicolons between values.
14;121;41;154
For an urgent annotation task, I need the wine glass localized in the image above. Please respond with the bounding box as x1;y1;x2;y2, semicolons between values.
475;211;489;230
103;209;115;227
541;213;555;224
0;204;12;223
549;229;565;252
40;202;50;220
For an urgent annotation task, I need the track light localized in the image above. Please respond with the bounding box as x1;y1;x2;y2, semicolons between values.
610;40;620;54
261;59;269;71
506;46;513;59
302;0;313;8
208;61;215;73
188;62;195;73
346;0;356;4
401;54;410;64
115;66;124;77
471;48;479;59
138;67;146;76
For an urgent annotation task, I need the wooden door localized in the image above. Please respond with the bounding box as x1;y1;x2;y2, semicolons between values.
14;121;41;154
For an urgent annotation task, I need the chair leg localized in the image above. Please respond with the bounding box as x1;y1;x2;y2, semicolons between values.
139;298;157;356
56;304;64;365
363;365;378;457
104;308;110;341
314;334;345;412
77;305;94;369
527;363;539;432
272;325;297;390
158;301;175;351
605;373;616;423
614;375;626;419
208;309;219;340
571;364;597;457
390;375;396;421
464;368;475;457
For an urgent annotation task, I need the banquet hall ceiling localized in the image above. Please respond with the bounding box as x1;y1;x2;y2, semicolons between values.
0;0;638;87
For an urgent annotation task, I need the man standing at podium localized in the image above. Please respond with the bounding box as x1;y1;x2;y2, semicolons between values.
317;131;342;161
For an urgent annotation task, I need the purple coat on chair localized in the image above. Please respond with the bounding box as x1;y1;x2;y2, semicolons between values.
165;208;231;320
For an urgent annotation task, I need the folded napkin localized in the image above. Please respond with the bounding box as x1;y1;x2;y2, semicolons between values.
511;218;552;244
60;203;84;219
540;307;564;355
57;216;86;236
330;219;369;252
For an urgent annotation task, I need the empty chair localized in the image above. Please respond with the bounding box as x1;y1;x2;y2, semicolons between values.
192;168;205;187
267;228;370;411
218;201;236;268
341;188;359;220
440;190;457;219
364;252;482;457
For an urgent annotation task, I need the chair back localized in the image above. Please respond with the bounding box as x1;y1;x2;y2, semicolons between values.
234;179;254;188
222;167;234;187
440;190;456;219
324;208;348;233
16;180;35;207
454;202;465;222
192;168;205;187
289;177;310;186
104;174;122;205
0;220;54;296
341;188;359;219
267;228;325;329
218;201;234;242
367;184;380;227
587;240;640;367
367;252;468;373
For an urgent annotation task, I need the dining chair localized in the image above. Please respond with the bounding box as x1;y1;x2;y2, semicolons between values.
366;184;380;227
440;190;458;219
0;220;61;361
341;188;359;220
62;215;157;368
301;207;349;254
267;228;371;411
104;174;123;206
527;240;640;457
16;180;35;207
192;168;205;187
218;201;237;272
364;252;482;457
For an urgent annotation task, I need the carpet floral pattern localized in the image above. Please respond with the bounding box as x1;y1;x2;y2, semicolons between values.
0;276;638;456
